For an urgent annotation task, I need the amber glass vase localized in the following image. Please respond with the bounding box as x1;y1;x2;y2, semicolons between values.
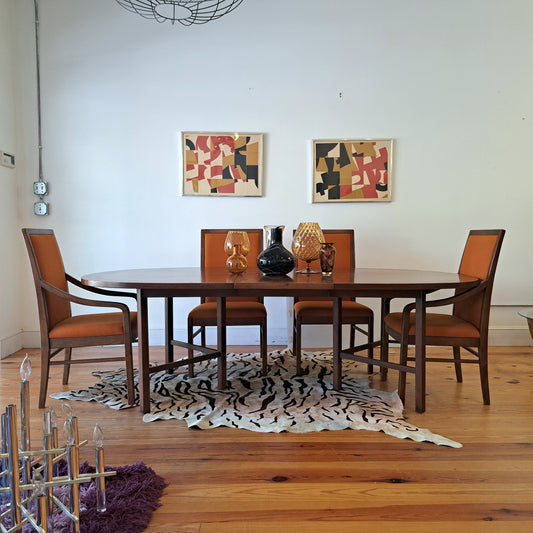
292;222;325;274
226;244;248;274
224;231;251;257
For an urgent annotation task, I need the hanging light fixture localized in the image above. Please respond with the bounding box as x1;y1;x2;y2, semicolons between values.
115;0;245;26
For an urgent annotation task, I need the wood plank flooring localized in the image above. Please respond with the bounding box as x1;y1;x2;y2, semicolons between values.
1;346;532;532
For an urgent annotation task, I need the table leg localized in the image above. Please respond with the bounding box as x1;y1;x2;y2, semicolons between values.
414;292;427;413
137;290;151;414
164;297;173;364
380;297;390;381
333;296;343;390
217;296;227;388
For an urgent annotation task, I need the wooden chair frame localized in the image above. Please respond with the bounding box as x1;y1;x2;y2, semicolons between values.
292;229;374;375
383;229;505;406
22;228;137;408
187;229;268;374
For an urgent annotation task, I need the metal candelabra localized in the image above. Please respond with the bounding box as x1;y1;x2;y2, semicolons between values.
0;355;115;532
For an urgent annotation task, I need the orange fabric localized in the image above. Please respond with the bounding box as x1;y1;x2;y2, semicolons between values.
295;300;373;319
297;230;355;302
189;301;267;320
459;234;499;279
30;233;71;328
203;231;263;304
49;312;138;339
203;232;262;268
384;312;480;338
456;233;499;327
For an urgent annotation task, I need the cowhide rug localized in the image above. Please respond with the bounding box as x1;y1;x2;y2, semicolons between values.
51;350;461;448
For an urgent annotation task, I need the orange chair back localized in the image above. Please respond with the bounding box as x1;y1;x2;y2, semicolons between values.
23;229;71;330
201;229;263;303
455;230;505;329
295;229;355;302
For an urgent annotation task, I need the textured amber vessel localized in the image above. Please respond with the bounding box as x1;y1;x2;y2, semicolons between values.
226;244;248;273
319;242;336;276
292;222;325;274
224;231;251;257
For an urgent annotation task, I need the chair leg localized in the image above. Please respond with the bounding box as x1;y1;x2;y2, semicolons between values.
380;298;390;381
124;340;135;406
293;317;302;376
260;319;268;375
62;347;72;385
453;346;463;383
349;324;355;350
397;343;408;404
380;332;389;382
187;319;195;378
479;345;490;405
367;316;374;374
39;346;51;409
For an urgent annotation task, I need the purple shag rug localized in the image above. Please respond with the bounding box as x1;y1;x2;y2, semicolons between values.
1;461;167;533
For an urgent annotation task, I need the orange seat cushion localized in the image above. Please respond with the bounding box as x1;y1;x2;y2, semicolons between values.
384;312;480;338
294;300;373;319
189;301;266;320
49;312;137;339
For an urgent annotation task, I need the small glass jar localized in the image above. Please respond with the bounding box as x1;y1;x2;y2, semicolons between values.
319;242;336;276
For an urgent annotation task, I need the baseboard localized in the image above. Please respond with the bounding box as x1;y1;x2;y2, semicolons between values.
152;327;289;347
5;326;530;359
0;331;23;360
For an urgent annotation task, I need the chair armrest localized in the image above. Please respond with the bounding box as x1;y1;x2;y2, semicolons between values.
396;281;485;339
66;273;137;301
40;279;132;314
402;281;486;315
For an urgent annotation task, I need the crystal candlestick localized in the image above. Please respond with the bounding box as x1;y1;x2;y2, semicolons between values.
93;424;107;513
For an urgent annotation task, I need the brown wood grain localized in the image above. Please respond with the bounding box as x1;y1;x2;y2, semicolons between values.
1;345;531;532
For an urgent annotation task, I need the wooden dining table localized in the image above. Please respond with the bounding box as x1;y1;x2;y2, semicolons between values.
81;267;480;414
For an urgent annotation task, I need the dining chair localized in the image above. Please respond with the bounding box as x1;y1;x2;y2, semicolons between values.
22;228;137;408
187;229;268;374
292;229;374;375
383;229;505;406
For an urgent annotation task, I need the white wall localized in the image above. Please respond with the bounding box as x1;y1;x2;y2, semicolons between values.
0;0;25;357
4;0;532;355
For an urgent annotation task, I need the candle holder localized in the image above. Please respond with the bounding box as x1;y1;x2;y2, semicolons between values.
0;355;116;533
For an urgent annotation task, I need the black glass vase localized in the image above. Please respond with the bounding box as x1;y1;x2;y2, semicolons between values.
257;225;295;276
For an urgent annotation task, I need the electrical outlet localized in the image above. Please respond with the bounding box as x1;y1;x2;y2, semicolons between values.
1;150;15;168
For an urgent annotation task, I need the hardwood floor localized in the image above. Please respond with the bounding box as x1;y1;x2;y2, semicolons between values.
1;345;532;532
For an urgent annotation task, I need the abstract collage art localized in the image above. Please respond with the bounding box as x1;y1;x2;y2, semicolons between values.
313;139;392;202
182;132;263;196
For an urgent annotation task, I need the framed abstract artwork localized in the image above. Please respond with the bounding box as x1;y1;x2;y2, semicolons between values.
312;139;393;202
182;132;263;196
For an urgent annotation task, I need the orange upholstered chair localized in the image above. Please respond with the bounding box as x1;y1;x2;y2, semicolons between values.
292;229;374;375
22;228;137;408
187;229;268;374
383;229;505;405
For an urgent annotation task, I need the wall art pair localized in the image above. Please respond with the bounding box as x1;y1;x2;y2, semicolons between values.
181;132;392;202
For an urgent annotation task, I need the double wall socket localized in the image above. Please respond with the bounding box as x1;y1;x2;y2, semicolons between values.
1;150;15;168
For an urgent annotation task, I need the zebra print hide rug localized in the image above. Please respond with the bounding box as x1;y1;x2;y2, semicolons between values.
51;350;461;448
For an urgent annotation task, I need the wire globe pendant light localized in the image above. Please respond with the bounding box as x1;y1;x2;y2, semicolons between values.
115;0;245;26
